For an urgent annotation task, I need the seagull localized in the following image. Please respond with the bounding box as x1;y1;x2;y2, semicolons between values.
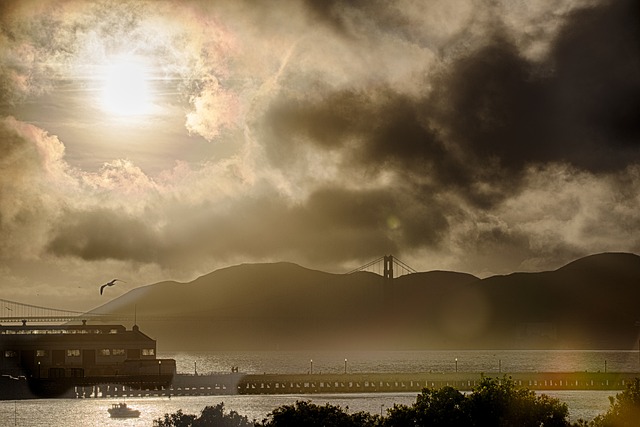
100;279;126;295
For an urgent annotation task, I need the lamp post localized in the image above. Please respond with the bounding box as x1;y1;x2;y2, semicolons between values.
158;360;162;376
344;358;348;374
455;358;458;373
310;359;313;375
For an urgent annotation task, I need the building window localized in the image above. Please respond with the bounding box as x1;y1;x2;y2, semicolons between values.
142;348;155;356
99;349;111;356
67;349;80;357
109;329;118;334
4;350;16;358
36;350;47;357
112;349;126;356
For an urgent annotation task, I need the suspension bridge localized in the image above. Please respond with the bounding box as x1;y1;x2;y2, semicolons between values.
347;254;416;278
0;298;131;325
1;255;417;324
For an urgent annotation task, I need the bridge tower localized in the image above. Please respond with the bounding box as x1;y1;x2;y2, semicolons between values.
383;255;394;301
383;255;394;280
347;255;416;303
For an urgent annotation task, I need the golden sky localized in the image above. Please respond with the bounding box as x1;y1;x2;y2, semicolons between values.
1;0;639;310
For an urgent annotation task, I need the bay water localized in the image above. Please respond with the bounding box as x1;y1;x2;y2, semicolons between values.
2;349;638;426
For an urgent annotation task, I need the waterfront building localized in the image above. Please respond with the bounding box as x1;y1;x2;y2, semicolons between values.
0;322;175;398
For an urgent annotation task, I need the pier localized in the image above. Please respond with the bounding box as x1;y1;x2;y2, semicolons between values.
69;371;640;398
234;371;640;394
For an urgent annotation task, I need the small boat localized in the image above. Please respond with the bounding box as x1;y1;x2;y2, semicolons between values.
108;402;140;418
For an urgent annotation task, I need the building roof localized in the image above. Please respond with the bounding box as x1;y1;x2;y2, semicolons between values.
0;324;155;345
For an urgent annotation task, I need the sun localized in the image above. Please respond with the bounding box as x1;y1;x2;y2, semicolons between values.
100;55;154;116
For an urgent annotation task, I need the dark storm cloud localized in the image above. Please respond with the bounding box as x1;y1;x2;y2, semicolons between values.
263;0;640;206
295;186;448;255
547;0;640;170
252;187;402;262
434;0;640;174
262;88;460;181
47;209;161;263
46;190;397;266
261;80;514;210
261;90;361;163
431;33;554;170
43;183;451;268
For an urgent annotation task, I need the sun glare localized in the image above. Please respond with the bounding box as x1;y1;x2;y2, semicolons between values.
100;56;154;116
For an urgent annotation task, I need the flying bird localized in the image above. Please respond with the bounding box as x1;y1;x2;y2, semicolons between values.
100;279;126;295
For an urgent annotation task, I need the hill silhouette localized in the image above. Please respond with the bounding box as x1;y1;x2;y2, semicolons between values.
89;253;640;350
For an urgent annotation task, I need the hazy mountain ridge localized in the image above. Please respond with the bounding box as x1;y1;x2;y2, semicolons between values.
90;252;640;350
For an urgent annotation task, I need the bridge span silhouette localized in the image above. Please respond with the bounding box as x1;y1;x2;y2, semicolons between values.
0;298;135;324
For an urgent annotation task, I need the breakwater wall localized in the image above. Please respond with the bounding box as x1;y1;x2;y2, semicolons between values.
78;371;640;398
235;372;639;394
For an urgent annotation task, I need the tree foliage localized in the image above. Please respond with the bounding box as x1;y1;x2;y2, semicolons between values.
155;402;254;427
155;408;198;427
384;386;469;427
465;376;569;427
260;400;379;427
384;376;569;427
589;378;640;427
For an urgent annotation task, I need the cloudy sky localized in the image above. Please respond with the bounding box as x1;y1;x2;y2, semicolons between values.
1;0;639;310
